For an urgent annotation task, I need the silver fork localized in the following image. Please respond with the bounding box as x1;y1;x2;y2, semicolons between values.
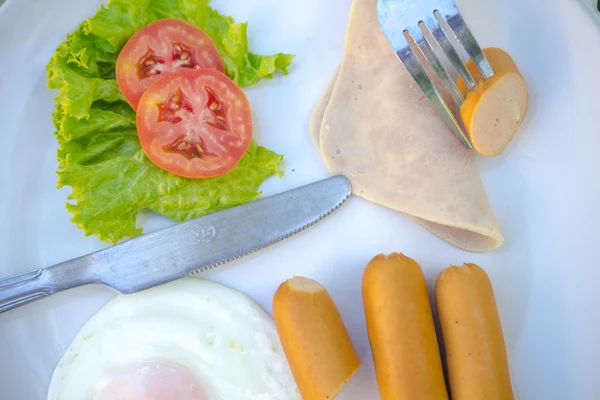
376;0;495;149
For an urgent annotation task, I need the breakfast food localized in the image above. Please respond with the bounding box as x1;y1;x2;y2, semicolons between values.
272;277;360;400
137;69;253;178
47;0;293;243
362;253;449;399
309;66;338;147
116;18;225;109
457;47;529;157
435;264;514;400
310;0;503;252
48;278;300;400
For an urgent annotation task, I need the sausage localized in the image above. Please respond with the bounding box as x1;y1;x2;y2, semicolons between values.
435;263;514;400
362;253;449;399
457;47;529;157
272;276;360;400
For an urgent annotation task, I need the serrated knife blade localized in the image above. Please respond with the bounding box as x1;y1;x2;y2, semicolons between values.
0;175;351;313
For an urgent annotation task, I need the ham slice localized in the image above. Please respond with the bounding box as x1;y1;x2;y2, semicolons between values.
311;0;503;252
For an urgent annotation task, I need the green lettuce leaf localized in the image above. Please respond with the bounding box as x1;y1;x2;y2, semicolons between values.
59;141;282;243
47;0;289;243
84;0;294;85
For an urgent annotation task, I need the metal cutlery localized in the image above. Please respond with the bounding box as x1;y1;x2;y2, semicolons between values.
377;0;495;149
0;176;351;314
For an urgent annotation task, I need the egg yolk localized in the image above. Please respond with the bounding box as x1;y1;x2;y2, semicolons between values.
94;361;207;400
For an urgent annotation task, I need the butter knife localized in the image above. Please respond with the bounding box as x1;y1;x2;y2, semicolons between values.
0;175;351;313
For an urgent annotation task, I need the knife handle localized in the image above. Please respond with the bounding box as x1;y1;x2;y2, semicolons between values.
0;257;108;314
0;269;54;313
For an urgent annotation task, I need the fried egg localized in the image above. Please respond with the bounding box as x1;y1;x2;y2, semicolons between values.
48;278;301;400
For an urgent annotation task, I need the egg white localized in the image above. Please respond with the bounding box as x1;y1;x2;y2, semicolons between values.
48;278;300;400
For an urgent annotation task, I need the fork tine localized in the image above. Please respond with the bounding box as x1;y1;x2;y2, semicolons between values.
416;20;464;106
398;30;473;149
426;12;476;91
439;4;495;79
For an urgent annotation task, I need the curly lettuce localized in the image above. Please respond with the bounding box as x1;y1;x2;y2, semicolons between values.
47;0;291;243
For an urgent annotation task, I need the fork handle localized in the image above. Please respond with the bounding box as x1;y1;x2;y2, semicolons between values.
0;269;55;313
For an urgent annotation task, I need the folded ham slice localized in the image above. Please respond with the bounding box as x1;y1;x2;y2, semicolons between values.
311;0;503;252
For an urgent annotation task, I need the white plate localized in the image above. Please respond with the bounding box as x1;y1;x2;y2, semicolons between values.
1;0;599;398
579;0;600;25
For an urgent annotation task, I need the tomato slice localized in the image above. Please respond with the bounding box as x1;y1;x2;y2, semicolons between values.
136;69;253;179
116;18;225;109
